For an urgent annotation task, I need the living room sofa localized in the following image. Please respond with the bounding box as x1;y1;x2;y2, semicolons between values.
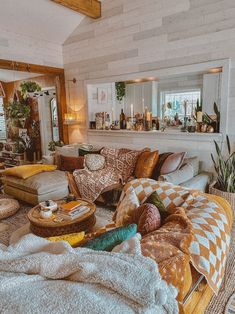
2;146;213;205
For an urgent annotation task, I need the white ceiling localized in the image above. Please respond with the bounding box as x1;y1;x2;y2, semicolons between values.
0;69;43;83
0;0;84;44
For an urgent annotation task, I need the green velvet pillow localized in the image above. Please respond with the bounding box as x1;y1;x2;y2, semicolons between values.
145;192;169;220
83;224;137;251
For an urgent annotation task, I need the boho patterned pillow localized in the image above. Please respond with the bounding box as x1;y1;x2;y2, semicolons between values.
85;154;106;171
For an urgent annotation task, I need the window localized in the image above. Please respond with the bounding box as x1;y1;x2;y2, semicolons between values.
161;90;201;119
0;97;6;139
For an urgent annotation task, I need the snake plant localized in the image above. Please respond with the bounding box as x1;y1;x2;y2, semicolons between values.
211;136;235;193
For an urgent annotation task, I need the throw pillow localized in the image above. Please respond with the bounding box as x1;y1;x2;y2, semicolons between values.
132;203;161;236
183;156;199;177
47;231;85;247
85;154;105;171
115;189;140;226
158;163;194;185
83;224;137;251
2;164;57;179
60;155;84;172
152;152;186;179
145;191;169;220
135;151;159;179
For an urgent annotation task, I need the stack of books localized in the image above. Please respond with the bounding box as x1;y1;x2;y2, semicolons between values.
58;200;90;220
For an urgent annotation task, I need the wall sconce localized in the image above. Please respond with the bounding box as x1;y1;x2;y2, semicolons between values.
64;78;80;125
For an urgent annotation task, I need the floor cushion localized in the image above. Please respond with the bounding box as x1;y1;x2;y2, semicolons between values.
0;198;20;219
3;170;69;205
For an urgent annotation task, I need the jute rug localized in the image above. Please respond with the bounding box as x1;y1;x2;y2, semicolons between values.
0;200;234;313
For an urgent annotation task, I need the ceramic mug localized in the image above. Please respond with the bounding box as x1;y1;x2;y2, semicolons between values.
40;209;53;219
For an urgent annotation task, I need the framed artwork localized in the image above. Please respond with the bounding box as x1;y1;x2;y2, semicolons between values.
98;88;108;104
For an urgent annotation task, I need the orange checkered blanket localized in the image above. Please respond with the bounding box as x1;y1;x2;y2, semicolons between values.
119;178;232;294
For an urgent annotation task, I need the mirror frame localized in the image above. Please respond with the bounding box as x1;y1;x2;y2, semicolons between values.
0;58;68;144
84;59;230;136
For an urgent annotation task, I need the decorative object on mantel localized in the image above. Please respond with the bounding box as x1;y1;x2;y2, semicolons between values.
64;78;79;125
210;135;235;211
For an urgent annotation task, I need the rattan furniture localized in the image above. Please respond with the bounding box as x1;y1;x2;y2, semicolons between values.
27;199;96;237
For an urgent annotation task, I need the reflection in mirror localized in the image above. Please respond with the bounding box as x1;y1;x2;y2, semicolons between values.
50;97;59;142
87;67;222;134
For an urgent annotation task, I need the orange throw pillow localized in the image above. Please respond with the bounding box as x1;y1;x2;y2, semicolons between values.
135;151;159;178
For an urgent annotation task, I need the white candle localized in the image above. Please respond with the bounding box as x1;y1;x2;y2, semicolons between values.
130;104;134;120
111;107;115;123
142;98;145;114
197;111;203;123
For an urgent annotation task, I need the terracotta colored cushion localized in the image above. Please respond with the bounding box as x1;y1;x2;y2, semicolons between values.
135;151;159;178
60;155;84;172
2;164;57;179
153;152;186;179
132;203;161;236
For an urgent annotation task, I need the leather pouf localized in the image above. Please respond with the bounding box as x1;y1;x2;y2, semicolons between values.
0;198;20;220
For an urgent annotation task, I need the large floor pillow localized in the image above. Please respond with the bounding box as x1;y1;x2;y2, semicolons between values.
0;198;20;219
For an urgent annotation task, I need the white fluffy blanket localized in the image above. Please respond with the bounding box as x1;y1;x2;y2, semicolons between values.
0;234;178;314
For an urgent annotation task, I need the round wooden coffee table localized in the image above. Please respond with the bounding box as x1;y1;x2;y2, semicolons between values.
27;199;96;237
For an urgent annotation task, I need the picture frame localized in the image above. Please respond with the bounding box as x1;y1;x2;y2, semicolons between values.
97;88;108;104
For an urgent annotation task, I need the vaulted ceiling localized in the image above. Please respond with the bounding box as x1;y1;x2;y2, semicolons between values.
0;0;85;45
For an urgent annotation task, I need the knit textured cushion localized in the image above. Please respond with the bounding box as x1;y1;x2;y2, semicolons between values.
135;151;159;179
132;203;161;236
145;191;169;220
85;154;105;171
0;198;20;219
83;224;137;251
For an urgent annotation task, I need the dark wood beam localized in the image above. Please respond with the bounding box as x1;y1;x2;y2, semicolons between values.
51;0;101;19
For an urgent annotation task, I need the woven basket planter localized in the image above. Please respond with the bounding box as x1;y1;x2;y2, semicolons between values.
209;182;235;212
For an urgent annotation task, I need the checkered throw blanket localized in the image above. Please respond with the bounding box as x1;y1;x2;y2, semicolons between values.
119;179;231;294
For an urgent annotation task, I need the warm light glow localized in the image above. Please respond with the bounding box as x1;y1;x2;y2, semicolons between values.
208;67;222;74
64;113;79;124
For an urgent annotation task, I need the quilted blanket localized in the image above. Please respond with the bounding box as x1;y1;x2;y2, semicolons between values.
118;179;232;294
0;233;179;314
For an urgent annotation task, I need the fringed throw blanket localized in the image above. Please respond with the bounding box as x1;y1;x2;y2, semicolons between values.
118;179;231;294
0;233;179;314
74;147;143;202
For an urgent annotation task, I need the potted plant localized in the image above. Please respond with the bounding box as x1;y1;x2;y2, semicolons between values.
115;82;126;102
5;100;31;128
20;81;41;99
210;136;235;211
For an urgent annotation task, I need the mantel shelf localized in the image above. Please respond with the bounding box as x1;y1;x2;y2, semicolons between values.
88;129;223;142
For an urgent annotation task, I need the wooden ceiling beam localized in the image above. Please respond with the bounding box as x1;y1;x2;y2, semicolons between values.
51;0;101;19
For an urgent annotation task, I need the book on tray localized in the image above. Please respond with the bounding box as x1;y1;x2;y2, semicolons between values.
58;200;90;220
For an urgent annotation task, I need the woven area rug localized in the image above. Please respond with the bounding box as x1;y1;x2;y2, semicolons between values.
0;199;113;246
206;222;235;314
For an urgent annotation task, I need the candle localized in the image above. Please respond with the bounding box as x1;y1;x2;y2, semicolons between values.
111;107;115;123
130;104;134;120
142;98;145;114
197;111;203;123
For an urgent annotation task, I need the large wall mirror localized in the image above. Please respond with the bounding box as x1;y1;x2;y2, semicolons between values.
86;60;229;135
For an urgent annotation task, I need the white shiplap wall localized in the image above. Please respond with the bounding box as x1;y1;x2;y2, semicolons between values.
63;0;235;150
0;28;63;67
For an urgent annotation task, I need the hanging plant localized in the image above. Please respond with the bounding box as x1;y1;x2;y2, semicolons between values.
5;100;31;120
20;81;42;99
115;82;126;102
